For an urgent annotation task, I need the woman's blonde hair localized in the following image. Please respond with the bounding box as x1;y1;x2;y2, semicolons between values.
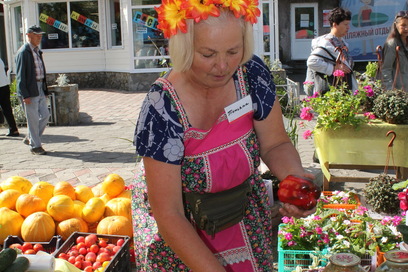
169;9;254;72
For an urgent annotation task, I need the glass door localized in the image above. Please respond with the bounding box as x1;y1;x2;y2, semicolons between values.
291;3;318;60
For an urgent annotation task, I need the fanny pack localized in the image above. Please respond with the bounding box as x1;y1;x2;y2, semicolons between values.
183;180;252;237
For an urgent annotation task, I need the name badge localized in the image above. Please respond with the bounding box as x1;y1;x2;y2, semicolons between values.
224;95;253;123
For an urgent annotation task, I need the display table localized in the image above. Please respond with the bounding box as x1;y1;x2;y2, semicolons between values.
314;120;408;190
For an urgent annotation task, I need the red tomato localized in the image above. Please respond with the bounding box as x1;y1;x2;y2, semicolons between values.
116;239;125;247
83;266;94;272
75;255;85;262
112;245;121;254
58;253;69;260
76;242;86;250
68;256;76;264
9;243;22;250
21;242;33;252
24;249;36;255
74;261;82;269
69;249;79;257
82;261;92;269
98;239;107;248
85;252;96;263
93;261;102;269
33;243;44;253
84;234;98;247
79;247;88;255
96;252;111;263
76;236;85;244
89;244;99;254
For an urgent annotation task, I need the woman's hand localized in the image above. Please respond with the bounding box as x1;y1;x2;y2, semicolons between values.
278;202;317;219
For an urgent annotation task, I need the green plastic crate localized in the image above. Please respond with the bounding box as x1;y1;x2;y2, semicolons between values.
278;245;328;272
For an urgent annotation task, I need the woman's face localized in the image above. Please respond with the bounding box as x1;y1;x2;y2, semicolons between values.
187;17;244;89
396;18;408;39
333;20;351;38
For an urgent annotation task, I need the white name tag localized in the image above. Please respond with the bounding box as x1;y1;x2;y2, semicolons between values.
224;95;253;123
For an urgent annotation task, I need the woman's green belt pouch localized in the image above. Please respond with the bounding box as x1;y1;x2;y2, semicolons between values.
183;179;252;237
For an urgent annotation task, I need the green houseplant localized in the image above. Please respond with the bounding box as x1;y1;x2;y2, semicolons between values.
373;89;408;124
363;173;403;215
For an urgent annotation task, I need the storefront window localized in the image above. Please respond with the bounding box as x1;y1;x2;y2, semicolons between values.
38;1;99;49
70;1;100;48
39;2;69;49
132;7;168;69
263;3;270;53
108;0;122;47
13;6;24;52
131;0;161;6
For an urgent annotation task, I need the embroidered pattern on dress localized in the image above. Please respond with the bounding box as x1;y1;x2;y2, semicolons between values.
239;141;255;175
184;129;254;158
215;245;251;266
184;128;209;141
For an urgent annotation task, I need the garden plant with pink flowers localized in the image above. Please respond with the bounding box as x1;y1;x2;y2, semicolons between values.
299;69;379;140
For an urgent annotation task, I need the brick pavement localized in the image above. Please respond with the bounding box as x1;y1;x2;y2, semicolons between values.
0;89;146;186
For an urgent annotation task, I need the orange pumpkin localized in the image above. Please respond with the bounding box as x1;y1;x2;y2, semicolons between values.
0;189;22;210
53;181;76;200
16;194;46;218
82;197;105;223
116;190;131;199
104;198;131;220
21;212;56;242
1;176;32;193
29;181;55;205
96;215;133;237
101;174;125;198
74;185;94;203
99;193;112;204
47;195;74;222
56;217;88;240
91;183;104;197
72;200;85;218
0;207;24;244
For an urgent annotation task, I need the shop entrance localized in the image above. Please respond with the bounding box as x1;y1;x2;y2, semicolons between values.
290;3;318;60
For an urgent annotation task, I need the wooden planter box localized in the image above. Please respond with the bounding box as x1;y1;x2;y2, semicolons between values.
313;121;408;190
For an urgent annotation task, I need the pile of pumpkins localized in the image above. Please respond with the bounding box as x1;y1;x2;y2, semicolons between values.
0;174;133;245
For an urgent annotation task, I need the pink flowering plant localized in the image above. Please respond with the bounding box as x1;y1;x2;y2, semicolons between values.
299;70;377;140
278;203;402;257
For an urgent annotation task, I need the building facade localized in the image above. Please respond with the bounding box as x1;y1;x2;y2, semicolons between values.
0;0;343;91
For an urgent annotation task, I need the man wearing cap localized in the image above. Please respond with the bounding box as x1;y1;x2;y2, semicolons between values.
15;25;50;155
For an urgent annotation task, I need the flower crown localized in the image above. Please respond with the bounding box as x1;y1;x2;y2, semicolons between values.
155;0;261;38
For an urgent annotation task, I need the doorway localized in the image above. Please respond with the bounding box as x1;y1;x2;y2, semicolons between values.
290;3;318;60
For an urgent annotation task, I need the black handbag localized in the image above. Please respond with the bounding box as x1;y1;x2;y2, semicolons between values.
183;179;252;237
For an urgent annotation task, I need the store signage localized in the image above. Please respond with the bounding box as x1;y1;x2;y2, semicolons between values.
39;13;68;33
71;11;99;32
133;11;159;30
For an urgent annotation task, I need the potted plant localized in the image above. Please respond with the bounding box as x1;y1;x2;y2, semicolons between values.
363;173;402;215
373;89;408;124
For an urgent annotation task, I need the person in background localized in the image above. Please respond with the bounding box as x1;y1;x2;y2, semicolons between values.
382;10;408;91
305;7;357;95
0;58;19;137
132;1;316;271
15;25;50;155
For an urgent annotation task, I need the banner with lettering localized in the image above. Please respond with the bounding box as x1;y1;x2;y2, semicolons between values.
39;13;69;33
340;0;407;61
71;11;99;32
